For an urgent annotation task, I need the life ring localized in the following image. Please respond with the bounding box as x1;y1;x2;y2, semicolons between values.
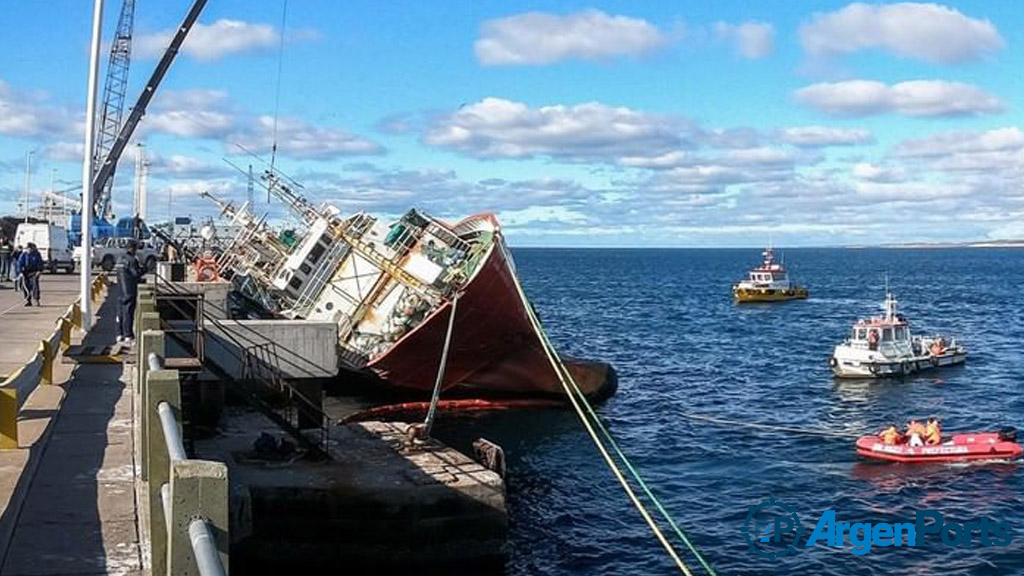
195;258;220;282
829;356;838;368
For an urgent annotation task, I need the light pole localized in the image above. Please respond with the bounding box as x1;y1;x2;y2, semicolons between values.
23;149;34;222
80;0;104;331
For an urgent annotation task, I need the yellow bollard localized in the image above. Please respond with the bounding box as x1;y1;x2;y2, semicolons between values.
40;341;53;386
0;388;18;449
72;302;82;329
59;318;72;349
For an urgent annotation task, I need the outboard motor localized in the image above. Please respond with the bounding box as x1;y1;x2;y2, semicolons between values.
997;426;1017;442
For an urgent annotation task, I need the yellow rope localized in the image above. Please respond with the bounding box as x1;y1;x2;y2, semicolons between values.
509;274;695;576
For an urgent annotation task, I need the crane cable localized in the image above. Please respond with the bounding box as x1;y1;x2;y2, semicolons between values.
269;0;290;175
510;272;716;576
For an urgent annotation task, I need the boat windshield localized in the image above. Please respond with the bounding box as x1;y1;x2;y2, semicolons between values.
852;328;866;341
894;326;907;341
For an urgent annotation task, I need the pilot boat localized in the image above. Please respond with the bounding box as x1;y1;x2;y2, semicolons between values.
830;291;966;378
732;246;808;302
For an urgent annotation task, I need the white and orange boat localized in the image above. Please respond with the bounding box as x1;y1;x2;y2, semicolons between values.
830;290;966;379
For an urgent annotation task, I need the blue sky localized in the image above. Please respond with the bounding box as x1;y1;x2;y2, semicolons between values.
1;1;1022;246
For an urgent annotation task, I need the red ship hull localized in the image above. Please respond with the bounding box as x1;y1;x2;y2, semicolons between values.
366;230;615;400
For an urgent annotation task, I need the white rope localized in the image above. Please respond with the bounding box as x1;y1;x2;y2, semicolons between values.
423;293;458;436
679;411;861;439
509;273;696;576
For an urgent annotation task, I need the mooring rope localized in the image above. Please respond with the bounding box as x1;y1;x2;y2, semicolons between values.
678;411;861;439
423;292;458;436
511;274;715;576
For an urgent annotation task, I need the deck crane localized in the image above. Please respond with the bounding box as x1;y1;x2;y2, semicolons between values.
74;0;210;244
92;0;136;222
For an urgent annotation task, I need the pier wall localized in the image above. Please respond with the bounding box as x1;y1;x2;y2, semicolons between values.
202;320;339;380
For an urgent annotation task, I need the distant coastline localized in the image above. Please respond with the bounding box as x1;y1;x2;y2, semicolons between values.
847;239;1024;249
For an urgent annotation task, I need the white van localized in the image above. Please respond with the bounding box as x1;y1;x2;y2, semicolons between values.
14;223;75;273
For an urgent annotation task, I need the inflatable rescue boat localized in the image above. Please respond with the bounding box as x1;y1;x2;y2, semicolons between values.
857;428;1022;463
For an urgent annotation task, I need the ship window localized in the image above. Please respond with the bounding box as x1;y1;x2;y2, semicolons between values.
856;328;866;340
288;277;302;290
308;242;327;265
894;326;906;340
882;328;893;341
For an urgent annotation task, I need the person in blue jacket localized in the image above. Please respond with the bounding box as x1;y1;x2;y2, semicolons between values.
17;243;44;306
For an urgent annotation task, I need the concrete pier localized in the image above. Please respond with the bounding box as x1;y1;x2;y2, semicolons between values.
0;275;509;574
194;410;507;572
0;275;144;575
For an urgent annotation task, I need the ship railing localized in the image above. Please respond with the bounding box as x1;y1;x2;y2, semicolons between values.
338;343;370;370
424;220;471;254
139;349;229;576
291;238;351;317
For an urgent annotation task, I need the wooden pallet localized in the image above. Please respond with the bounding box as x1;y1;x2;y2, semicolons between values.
62;344;125;364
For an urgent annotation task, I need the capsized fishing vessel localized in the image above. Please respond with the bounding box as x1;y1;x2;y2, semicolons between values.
829;291;966;378
857;428;1022;463
732;246;808;302
202;172;616;400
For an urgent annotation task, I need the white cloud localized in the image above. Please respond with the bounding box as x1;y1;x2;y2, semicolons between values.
424;97;688;160
799;2;1004;64
475;10;671;66
780;126;874;147
852;162;906;182
146;89;236;138
0;80;79;139
137;19;279;61
795;80;1004;117
144;89;383;160
892;127;1024;158
230;116;384;160
714;21;775;59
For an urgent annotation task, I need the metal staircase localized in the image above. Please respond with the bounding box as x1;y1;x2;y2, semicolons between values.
153;273;332;459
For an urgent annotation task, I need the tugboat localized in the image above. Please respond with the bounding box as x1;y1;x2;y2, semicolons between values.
732;246;808;302
830;290;966;378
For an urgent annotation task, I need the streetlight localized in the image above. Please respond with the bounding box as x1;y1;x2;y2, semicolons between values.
80;0;104;331
23;149;35;222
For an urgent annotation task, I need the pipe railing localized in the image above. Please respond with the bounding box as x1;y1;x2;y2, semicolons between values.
140;319;229;576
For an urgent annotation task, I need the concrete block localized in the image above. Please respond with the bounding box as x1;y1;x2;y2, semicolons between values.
167;459;229;576
145;368;181;576
200;320;338;380
138;331;166;482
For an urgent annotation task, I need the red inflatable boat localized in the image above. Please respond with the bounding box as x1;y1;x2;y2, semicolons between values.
857;431;1023;463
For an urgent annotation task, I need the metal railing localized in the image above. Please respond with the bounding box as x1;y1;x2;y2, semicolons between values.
138;303;229;576
149;272;332;459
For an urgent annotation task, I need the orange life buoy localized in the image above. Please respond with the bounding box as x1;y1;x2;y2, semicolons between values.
195;257;220;282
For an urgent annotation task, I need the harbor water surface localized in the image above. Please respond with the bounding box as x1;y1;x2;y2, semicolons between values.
429;247;1024;575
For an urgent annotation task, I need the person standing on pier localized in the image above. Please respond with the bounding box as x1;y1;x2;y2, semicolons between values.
116;240;146;345
0;236;12;282
17;243;44;306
